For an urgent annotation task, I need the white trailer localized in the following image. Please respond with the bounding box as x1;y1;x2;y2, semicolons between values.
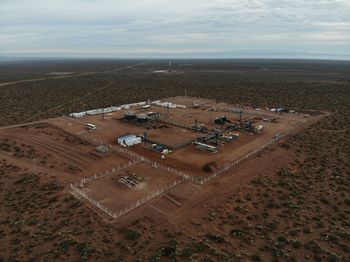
194;141;217;153
85;123;97;130
117;134;142;147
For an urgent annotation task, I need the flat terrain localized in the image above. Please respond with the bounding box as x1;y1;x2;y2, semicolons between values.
50;96;311;177
0;59;349;261
0;123;130;183
83;162;181;213
2;96;316;220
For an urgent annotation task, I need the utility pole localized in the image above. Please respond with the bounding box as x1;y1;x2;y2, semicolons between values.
144;132;148;148
185;89;187;100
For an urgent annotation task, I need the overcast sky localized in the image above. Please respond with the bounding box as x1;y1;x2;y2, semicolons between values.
1;0;350;59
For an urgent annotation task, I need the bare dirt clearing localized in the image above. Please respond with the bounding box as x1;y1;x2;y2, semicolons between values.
0;123;130;184
0;60;349;261
0;96;319;225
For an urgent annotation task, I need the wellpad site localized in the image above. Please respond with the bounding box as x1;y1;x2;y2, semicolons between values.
0;95;324;222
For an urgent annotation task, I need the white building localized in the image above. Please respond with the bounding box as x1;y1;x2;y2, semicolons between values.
117;134;141;147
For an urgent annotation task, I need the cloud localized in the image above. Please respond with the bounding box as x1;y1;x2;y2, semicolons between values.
0;0;349;59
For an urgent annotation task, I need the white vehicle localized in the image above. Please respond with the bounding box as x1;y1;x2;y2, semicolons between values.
85;123;97;130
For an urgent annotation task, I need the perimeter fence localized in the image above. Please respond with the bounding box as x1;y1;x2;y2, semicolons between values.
71;176;185;219
76;131;191;180
69;115;308;219
75;159;140;187
199;118;308;185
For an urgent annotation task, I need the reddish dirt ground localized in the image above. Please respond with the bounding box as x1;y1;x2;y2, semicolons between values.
0;97;323;225
0;97;332;261
107;136;294;223
48;97;311;178
83;162;181;213
0;123;130;184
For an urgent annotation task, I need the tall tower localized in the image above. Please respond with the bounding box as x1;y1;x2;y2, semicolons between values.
168;61;172;72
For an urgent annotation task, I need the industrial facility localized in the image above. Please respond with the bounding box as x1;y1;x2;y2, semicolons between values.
60;96;308;221
69;96;281;156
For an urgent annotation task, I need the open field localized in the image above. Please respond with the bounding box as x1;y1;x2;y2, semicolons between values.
0;123;130;184
0;59;349;261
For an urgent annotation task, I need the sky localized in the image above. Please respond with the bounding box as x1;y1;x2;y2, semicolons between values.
0;0;350;60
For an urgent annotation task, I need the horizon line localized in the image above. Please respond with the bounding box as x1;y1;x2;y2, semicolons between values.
1;56;350;63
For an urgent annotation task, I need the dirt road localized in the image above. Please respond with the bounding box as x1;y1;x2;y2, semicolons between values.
0;62;145;87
